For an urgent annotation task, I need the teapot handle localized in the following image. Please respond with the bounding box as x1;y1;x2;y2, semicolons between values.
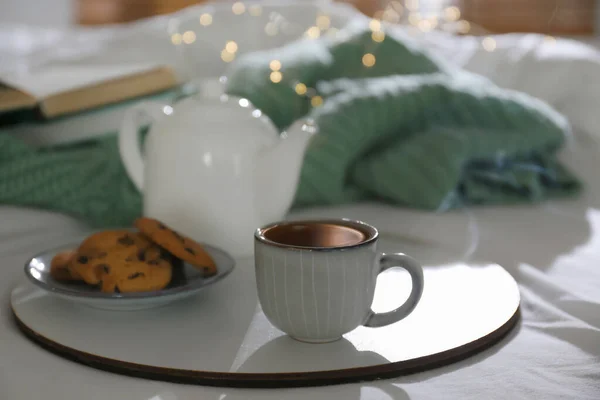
118;101;171;190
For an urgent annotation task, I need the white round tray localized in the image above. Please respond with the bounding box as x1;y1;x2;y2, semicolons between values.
11;248;520;388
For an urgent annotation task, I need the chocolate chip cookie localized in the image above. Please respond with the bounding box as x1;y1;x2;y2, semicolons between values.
134;218;217;276
96;256;173;293
69;230;163;285
77;230;152;257
50;250;82;281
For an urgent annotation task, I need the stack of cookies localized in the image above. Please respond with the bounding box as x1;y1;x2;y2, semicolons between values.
50;218;217;293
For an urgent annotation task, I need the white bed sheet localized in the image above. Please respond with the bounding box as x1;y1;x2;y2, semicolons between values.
1;140;599;400
1;3;600;399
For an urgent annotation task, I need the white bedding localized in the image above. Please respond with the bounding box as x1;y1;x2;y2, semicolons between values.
413;30;600;140
0;3;599;399
1;145;599;400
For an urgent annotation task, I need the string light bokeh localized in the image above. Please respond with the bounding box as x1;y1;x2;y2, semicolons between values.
167;1;559;110
199;13;213;26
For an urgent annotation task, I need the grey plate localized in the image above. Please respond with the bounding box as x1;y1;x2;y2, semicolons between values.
24;240;235;311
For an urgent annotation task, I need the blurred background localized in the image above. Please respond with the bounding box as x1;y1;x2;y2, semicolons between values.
1;0;598;36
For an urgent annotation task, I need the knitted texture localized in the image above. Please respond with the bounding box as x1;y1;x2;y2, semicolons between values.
0;22;580;226
0;135;141;227
294;75;579;208
226;22;580;209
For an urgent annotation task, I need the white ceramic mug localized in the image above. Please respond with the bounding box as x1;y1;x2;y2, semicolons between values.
254;219;424;343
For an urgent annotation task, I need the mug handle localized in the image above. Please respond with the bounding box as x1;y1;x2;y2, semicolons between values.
118;101;170;191
363;253;424;328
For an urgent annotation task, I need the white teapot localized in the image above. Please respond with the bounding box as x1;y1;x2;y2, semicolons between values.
118;84;316;257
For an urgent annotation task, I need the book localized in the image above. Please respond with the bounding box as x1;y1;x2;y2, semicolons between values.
2;84;197;148
0;83;38;112
77;0;207;25
0;65;179;121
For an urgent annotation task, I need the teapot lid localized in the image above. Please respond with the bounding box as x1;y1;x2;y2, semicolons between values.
159;79;278;150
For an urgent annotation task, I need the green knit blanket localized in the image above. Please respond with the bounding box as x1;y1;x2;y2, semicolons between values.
0;22;580;227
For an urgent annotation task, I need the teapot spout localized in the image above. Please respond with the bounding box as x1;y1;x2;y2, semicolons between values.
255;119;317;224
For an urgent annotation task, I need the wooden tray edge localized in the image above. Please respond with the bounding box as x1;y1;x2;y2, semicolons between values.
12;306;520;388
